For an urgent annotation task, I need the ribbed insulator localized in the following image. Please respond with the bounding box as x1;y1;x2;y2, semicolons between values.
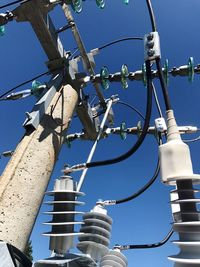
43;175;85;254
77;205;113;261
168;180;200;267
100;249;128;267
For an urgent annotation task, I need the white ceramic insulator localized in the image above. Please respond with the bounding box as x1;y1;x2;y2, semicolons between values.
43;175;85;254
100;249;128;267
77;205;113;262
169;180;200;267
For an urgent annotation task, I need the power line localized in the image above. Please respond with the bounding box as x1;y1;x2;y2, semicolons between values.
115;157;160;205
115;228;174;250
98;37;143;50
0;70;50;100
156;59;172;111
0;0;30;9
146;0;157;32
64;60;153;174
117;101;145;120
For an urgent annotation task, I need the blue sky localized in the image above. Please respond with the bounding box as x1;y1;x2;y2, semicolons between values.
1;1;200;266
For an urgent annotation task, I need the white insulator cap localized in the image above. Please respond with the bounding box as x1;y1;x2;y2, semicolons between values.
159;110;200;184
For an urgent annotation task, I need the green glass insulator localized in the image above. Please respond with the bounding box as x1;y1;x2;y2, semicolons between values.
123;0;129;4
121;64;129;89
163;59;169;86
142;63;147;87
137;121;142;137
100;66;109;90
188;57;194;83
96;0;105;9
71;0;82;13
32;80;44;97
120;122;127;140
0;26;5;36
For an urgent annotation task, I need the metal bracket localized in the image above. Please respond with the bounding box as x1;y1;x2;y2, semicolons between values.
23;73;63;130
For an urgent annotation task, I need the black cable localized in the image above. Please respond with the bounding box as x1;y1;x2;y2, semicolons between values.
86;60;153;169
115;157;160;204
156;59;172;110
0;0;30;9
145;0;172;111
7;243;32;267
128;227;174;249
117;101;145;121
98;37;143;50
0;70;50;100
146;0;157;32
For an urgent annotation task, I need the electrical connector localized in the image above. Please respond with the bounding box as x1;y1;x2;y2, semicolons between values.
155;117;167;133
144;32;161;61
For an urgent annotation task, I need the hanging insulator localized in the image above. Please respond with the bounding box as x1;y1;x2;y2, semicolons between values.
100;249;128;267
77;204;112;261
100;66;110;90
31;80;46;97
163;59;169;86
142;63;147;87
71;0;83;13
96;0;106;9
121;64;129;89
188;57;194;83
43;175;85;254
168;180;200;266
0;25;5;36
120;122;127;140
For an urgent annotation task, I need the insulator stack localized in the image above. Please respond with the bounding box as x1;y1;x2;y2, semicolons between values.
77;204;113;261
43;175;85;254
100;249;128;267
169;179;200;266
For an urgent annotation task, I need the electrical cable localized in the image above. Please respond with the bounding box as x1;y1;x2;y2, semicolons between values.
146;0;157;32
119;227;174;250
115;156;160;205
117;101;145;121
84;60;153;169
145;0;172;111
98;37;143;50
0;70;50;100
6;243;32;267
100;137;162;206
0;0;30;9
183;136;200;143
156;59;172;111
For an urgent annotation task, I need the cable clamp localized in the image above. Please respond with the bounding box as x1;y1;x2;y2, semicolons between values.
96;199;117;206
155;117;167;133
113;244;130;251
144;31;161;61
63;163;87;174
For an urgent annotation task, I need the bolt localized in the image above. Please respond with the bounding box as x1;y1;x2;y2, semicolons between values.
148;49;155;57
147;40;154;48
147;33;154;41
